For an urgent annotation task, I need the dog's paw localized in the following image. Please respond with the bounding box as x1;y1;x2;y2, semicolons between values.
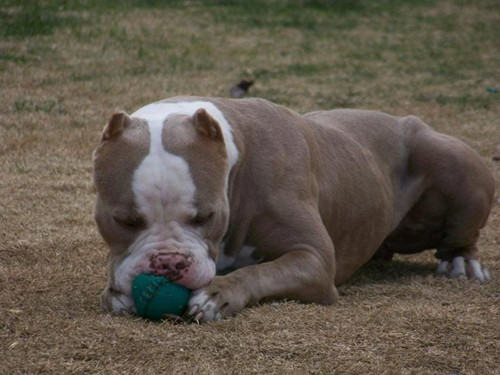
186;277;247;322
436;256;490;283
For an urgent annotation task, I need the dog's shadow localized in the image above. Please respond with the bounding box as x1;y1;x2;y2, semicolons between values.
343;259;436;287
220;259;437;287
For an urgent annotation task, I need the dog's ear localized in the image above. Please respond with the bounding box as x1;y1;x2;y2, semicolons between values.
193;108;223;141
101;112;131;141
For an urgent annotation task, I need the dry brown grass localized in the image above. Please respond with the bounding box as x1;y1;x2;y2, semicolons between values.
1;1;499;374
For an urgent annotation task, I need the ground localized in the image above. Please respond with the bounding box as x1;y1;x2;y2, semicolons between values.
0;1;499;374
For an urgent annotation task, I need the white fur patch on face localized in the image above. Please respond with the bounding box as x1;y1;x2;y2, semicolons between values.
132;100;239;170
133;126;197;225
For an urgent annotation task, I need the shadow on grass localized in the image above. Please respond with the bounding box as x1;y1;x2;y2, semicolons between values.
344;259;436;287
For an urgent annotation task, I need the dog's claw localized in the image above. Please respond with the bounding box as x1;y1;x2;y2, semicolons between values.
436;256;490;283
194;311;203;322
188;305;198;316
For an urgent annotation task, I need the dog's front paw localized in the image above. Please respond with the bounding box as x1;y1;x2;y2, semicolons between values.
186;276;248;322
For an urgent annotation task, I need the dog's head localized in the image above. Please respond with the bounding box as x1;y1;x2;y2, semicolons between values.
93;101;238;314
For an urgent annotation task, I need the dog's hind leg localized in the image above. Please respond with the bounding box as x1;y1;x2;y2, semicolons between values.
434;198;492;282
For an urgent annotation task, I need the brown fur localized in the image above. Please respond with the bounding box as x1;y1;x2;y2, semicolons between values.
94;97;495;320
186;98;493;318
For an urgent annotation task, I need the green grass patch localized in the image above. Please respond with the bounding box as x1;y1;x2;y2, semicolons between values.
0;0;438;39
0;2;81;38
0;52;31;63
13;97;65;114
416;93;496;110
254;63;332;80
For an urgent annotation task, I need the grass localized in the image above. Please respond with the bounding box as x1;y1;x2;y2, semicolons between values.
1;0;499;374
13;97;65;114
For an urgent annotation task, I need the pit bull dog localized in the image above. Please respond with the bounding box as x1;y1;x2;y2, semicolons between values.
93;97;495;322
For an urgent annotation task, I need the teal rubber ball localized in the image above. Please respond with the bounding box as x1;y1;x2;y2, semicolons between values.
132;273;191;320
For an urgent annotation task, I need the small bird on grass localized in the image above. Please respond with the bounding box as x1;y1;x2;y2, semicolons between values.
493;145;500;162
230;79;254;98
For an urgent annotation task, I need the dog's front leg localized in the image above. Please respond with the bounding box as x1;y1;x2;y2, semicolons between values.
187;247;338;322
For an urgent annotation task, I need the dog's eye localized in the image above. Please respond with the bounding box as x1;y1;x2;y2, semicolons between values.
113;215;144;229
190;211;214;226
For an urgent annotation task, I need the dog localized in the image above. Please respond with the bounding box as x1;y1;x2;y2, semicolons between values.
93;97;495;322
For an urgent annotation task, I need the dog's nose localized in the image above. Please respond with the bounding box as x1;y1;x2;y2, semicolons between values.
175;260;189;270
150;252;193;280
